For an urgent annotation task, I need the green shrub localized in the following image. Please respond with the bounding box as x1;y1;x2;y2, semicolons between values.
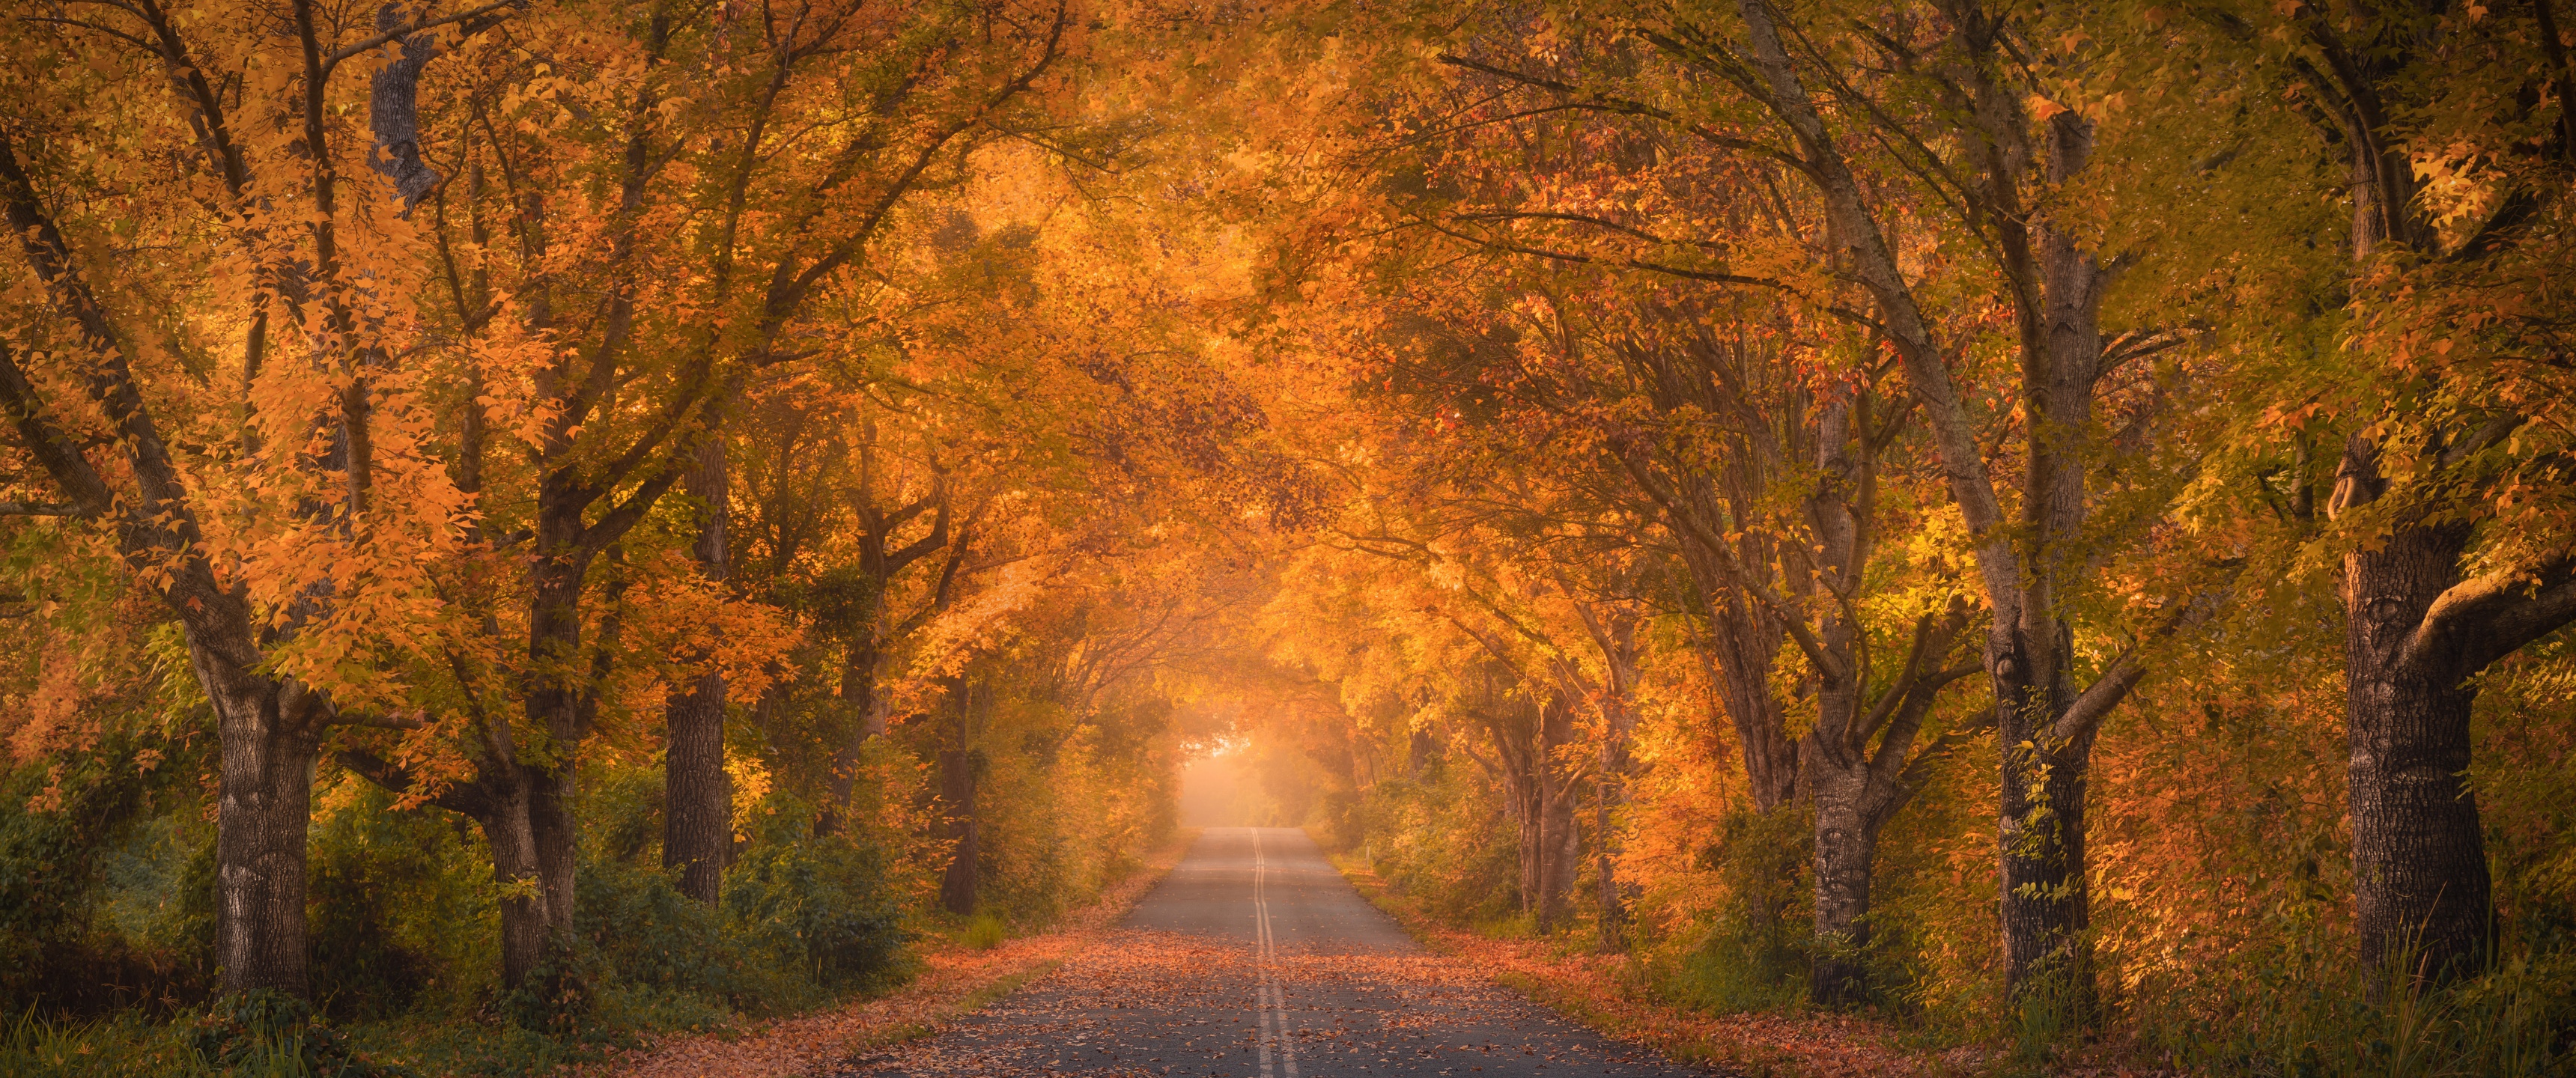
723;808;908;994
2124;921;2576;1077
0;734;212;1016
306;787;482;1022
574;846;767;1019
962;914;1008;950
1359;771;1522;925
187;990;406;1077
1665;806;1811;1015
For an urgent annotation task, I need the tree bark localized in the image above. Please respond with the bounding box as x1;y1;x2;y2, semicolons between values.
665;437;732;904
1809;765;1874;1005
205;673;321;999
1996;702;2097;1006
480;781;552;988
2338;446;2491;976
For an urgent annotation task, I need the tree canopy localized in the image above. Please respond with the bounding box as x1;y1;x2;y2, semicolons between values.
1;0;2573;1071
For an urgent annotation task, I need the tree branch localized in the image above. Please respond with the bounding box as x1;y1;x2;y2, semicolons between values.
2052;578;2237;742
2408;556;2576;682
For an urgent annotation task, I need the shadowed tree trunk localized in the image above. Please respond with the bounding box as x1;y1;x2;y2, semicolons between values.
2329;425;2576;978
202;660;326;997
1535;689;1579;931
2335;499;2489;975
666;436;733;904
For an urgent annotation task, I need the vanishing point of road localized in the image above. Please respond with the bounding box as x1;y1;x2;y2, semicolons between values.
847;826;1704;1077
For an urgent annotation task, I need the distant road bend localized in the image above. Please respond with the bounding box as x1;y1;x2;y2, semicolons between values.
849;826;1702;1077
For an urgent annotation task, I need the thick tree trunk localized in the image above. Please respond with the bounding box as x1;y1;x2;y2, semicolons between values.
532;768;579;938
1809;766;1874;1007
1999;740;2097;1002
1994;624;2094;1013
165;573;329;1001
203;671;320;998
665;672;729;901
479;780;552;988
665;439;732;903
2342;508;2490;975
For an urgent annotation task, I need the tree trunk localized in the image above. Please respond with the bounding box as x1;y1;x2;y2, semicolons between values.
1542;786;1578;932
938;678;979;916
1995;630;2096;1014
2324;54;2489;979
162;561;328;1002
939;746;978;915
664;670;729;902
203;669;320;998
532;767;579;939
1595;725;1629;954
1536;693;1577;931
2342;499;2490;976
816;627;884;836
479;779;553;988
1808;761;1874;1006
665;438;732;904
513;531;603;983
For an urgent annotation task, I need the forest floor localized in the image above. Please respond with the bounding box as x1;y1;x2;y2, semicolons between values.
571;829;1200;1078
1324;851;1995;1078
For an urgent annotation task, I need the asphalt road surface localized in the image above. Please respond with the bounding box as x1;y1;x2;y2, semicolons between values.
845;826;1704;1078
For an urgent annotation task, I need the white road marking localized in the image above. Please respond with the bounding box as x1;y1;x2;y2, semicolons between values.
1252;828;1301;1078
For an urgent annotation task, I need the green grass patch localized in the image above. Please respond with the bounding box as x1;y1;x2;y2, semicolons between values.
962;914;1009;951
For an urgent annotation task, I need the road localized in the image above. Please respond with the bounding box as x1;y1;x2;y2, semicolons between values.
846;826;1704;1077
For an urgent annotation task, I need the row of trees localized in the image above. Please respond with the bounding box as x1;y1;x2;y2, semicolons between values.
0;0;1293;1018
3;0;2572;1062
1220;0;2576;1031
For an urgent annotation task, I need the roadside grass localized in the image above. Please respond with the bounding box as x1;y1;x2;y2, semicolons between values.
960;913;1009;951
585;827;1198;1077
2;832;1199;1078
